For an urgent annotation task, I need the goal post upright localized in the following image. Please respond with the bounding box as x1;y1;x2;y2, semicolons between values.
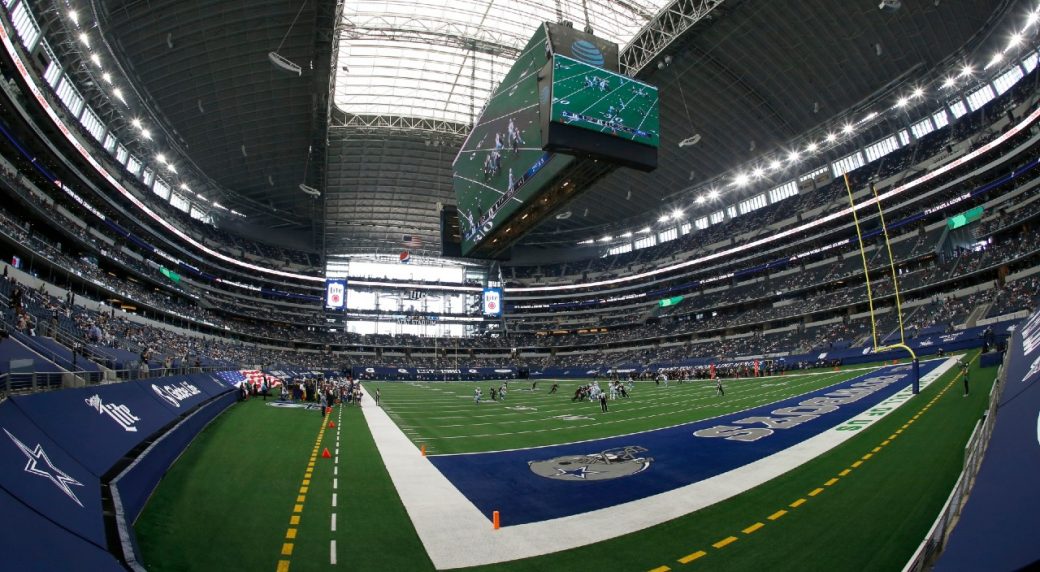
842;173;920;394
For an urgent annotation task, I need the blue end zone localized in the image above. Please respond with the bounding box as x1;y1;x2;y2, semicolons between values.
430;362;939;525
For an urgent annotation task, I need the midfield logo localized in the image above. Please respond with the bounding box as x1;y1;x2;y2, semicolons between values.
529;446;653;481
152;381;202;408
3;428;85;507
84;394;140;432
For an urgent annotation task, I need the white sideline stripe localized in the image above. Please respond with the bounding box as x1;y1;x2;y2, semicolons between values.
332;493;337;508
330;539;337;565
331;513;337;532
361;360;955;570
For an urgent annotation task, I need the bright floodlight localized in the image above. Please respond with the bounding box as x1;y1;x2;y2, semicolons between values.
787;150;800;162
734;173;750;186
78;33;89;47
807;142;819;152
671;209;684;219
695;195;706;204
1009;33;1024;49
942;76;956;88
912;87;924;98
141;129;152;140
599;235;613;242
959;64;973;77
842;123;854;134
752;167;764;178
896;96;909;107
621;231;633;237
102;72;112;83
68;10;78;24
708;189;720;199
825;133;837;142
769;159;781;170
986;52;1004;69
658;215;670;223
90;53;101;67
156;153;167;163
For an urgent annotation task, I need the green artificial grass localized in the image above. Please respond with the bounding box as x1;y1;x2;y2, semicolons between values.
136;355;995;571
369;367;873;454
135;399;324;572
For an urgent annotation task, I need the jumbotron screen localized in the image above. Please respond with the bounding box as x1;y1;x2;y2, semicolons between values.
453;24;574;256
549;55;660;148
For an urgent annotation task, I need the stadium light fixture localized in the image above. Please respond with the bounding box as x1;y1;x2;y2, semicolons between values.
806;142;819;152
842;123;854;134
942;76;956;88
1008;32;1025;50
112;88;125;103
141;129;152;140
621;231;633;238
180;183;190;191
825;133;837;143
78;33;89;47
671;209;684;219
912;87;924;98
959;64;973;77
131;118;142;129
752;167;764;178
708;189;720;200
787;150;800;162
769;159;782;170
155;153;167;163
89;53;101;67
102;72;112;83
986;52;1004;69
658;215;670;223
695;195;706;204
896;96;909;108
68;10;78;24
734;173;750;186
599;235;612;242
1028;10;1040;28
638;227;651;233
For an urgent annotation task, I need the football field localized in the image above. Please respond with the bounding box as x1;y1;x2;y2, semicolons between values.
135;355;994;571
550;55;660;147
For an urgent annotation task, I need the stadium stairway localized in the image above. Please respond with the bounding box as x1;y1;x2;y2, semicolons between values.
9;332;103;385
0;336;65;393
963;302;992;329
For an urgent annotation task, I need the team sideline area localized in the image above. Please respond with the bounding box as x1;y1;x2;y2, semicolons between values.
133;355;996;571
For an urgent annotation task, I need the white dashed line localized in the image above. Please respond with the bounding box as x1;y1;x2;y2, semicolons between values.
330;540;337;565
331;512;337;532
332;493;337;507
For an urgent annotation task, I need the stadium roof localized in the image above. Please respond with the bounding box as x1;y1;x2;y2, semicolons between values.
91;0;1021;256
334;0;672;125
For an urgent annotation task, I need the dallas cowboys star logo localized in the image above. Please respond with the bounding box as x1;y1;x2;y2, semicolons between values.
4;428;85;507
555;465;601;479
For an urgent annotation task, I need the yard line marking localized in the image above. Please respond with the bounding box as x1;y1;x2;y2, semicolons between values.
289;515;300;525
851;461;863;468
330;540;337;565
789;498;806;508
824;478;839;486
331;513;337;532
872;446;882;453
277;560;290;572
742;522;764;534
808;488;824;497
712;536;738;549
334;466;338;476
768;510;787;520
861;453;873;460
281;543;293;556
333;478;338;490
839;469;851;476
332;493;337;507
285;529;297;539
677;550;706;564
650;565;673;571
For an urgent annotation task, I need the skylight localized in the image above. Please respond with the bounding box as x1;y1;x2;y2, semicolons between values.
334;0;669;126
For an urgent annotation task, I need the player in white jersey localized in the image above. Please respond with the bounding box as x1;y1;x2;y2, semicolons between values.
474;387;482;405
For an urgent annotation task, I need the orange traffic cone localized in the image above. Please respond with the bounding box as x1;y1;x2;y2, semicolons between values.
322;448;331;458
328;421;335;428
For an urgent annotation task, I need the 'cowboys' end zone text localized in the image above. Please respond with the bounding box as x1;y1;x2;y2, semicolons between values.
693;372;906;442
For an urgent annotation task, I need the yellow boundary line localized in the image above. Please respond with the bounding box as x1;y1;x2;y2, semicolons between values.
647;356;977;570
276;409;331;571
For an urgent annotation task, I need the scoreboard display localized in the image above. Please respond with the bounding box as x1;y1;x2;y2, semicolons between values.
451;23;657;258
452;24;573;256
548;55;660;148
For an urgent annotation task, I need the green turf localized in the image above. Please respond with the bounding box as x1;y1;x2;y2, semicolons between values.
462;351;995;571
135;398;324;571
368;367;874;454
137;356;994;571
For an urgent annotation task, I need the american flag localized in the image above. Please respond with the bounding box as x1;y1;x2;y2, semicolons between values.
402;235;422;248
216;370;284;389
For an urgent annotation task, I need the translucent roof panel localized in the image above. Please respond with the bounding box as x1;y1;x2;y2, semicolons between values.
334;0;670;125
